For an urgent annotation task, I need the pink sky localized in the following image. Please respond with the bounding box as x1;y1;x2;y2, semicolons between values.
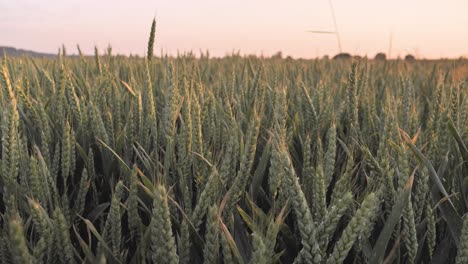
1;0;467;59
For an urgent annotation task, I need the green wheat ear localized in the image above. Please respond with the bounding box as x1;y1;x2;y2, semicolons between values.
7;214;33;264
203;204;220;264
147;18;156;60
94;46;102;74
128;165;141;239
75;167;89;216
316;191;353;250
2;99;20;213
277;144;321;264
426;200;436;258
326;192;381;264
53;208;75;264
105;181;124;256
179;218;191;264
250;233;268;264
150;185;179;264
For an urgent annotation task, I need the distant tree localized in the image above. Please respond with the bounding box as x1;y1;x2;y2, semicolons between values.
272;51;283;59
405;54;416;61
322;55;330;60
374;53;387;60
333;53;352;60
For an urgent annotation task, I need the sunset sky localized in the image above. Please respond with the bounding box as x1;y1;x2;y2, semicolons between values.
1;0;467;59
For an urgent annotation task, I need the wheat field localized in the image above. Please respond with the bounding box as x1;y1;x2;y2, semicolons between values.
0;22;467;264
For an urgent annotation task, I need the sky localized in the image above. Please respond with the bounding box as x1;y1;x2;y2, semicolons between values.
1;0;467;59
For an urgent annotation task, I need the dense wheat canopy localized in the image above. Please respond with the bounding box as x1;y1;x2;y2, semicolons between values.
0;45;467;263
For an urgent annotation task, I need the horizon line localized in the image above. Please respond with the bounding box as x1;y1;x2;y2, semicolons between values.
2;45;467;60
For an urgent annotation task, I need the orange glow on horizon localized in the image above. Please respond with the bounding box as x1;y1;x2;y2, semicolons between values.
1;0;467;59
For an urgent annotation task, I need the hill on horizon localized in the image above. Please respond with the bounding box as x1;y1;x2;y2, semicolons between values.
0;46;56;57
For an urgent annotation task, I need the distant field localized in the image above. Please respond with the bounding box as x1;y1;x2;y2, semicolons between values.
0;48;467;264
